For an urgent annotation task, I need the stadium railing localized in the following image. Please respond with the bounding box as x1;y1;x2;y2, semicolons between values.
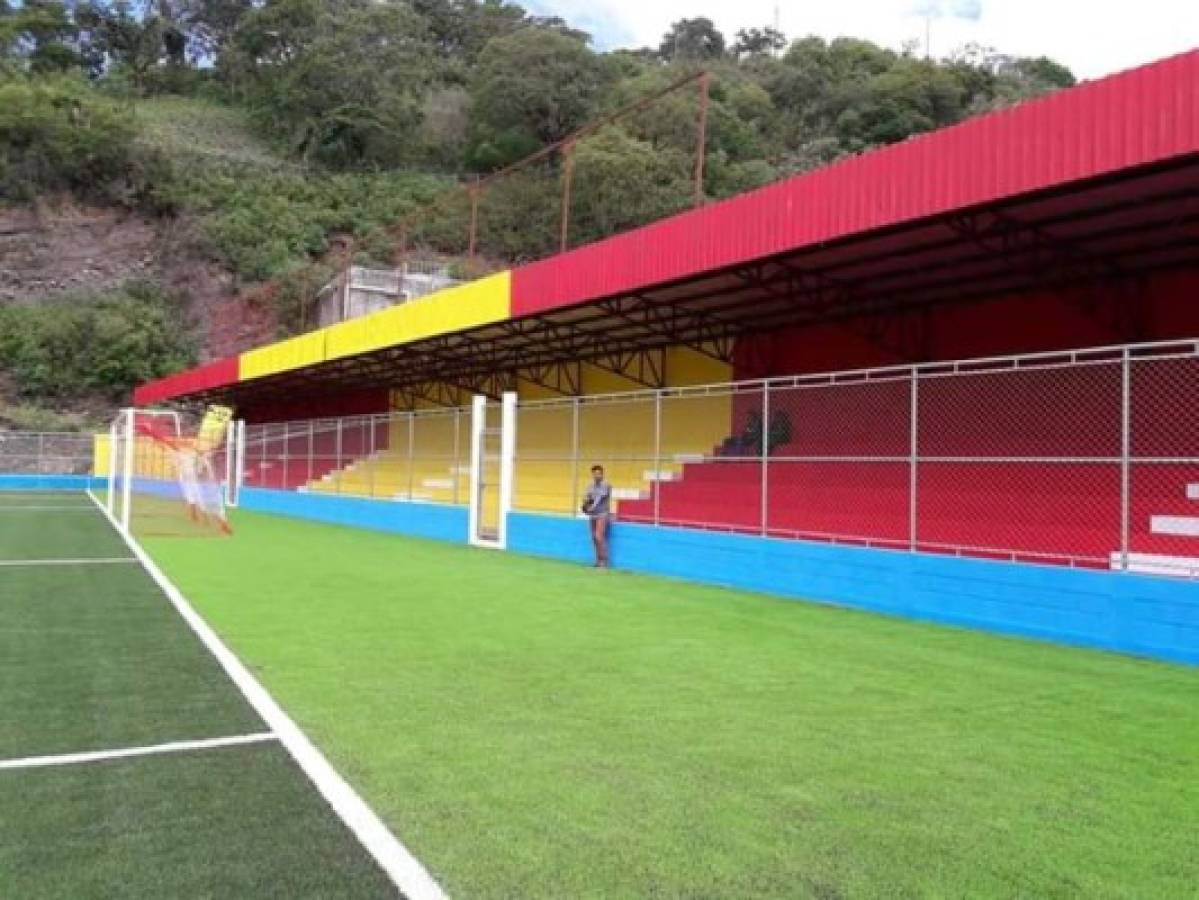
0;431;94;475
237;339;1199;579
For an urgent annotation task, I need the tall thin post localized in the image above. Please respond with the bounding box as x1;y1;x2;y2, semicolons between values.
368;414;377;499
467;181;481;264
335;418;343;495
453;408;462;506
37;433;45;475
307;421;315;486
560;141;576;253
498;392;518;549
694;72;711;208
909;370;919;551
1120;350;1131;571
761;385;770;535
407;412;416;501
653;391;663;527
570;398;581;517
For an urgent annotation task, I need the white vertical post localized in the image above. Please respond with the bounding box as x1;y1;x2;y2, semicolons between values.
1120;349;1131;572
368;415;377;499
498;391;518;549
653;391;663;527
761;385;770;536
335;418;343;494
120;409;134;533
909;369;919;552
225;419;237;506
570;398;581;517
468;394;486;545
452;409;461;506
234;420;246;505
407;412;416;500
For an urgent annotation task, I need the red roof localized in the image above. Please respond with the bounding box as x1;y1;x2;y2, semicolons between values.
511;50;1199;316
134;356;239;406
134;50;1199;407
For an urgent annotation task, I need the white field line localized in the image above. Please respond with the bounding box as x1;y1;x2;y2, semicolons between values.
85;490;446;900
0;732;277;771
0;558;137;568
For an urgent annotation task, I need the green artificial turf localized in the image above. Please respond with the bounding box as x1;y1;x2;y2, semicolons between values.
0;494;127;559
0;561;262;757
0;743;396;899
147;511;1199;899
0;498;397;897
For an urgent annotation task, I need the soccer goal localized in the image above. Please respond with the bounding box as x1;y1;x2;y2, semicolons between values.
106;406;241;538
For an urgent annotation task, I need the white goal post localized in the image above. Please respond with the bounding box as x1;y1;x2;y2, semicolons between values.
107;407;243;537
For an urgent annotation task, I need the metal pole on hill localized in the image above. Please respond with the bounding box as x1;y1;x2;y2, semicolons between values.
467;180;481;267
560;141;576;254
694;72;712;208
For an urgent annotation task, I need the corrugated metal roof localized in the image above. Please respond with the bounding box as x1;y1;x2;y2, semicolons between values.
134;356;239;406
134;50;1199;405
511;50;1198;317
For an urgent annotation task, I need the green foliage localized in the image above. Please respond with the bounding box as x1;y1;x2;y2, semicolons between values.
0;75;162;205
0;281;193;402
0;402;92;431
224;0;435;168
659;17;725;61
160;159;448;281
467;27;607;169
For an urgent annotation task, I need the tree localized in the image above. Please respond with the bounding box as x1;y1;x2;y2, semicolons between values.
467;26;606;169
227;0;434;167
733;26;785;60
658;17;724;61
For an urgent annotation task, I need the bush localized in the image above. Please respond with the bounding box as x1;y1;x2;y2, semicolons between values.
0;281;193;403
0;76;162;206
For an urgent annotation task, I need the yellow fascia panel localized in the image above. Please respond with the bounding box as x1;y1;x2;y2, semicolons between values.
325;271;511;361
240;329;328;381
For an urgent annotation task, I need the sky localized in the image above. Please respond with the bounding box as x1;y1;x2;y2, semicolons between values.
527;0;1199;80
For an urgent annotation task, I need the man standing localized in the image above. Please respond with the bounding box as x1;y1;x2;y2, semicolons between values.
582;464;612;568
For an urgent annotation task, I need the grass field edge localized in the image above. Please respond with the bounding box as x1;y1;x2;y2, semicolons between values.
85;490;447;900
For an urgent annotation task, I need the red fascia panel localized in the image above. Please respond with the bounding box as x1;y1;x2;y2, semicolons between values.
133;356;240;406
511;50;1199;317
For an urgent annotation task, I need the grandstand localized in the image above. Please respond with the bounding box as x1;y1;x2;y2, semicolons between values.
132;50;1199;660
5;48;1199;900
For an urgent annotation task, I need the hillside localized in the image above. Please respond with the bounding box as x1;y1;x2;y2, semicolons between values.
0;1;1077;429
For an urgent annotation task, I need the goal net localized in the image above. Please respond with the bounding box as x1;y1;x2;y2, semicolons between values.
107;406;237;538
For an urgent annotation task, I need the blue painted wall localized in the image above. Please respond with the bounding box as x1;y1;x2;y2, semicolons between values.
0;474;96;491
240;488;468;544
508;511;1199;666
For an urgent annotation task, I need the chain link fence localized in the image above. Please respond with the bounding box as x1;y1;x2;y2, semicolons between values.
0;432;94;475
243;408;470;504
513;341;1199;578
236;340;1199;579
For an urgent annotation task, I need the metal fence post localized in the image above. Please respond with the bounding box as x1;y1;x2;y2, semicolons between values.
761;384;770;535
307;421;314;486
1120;349;1131;572
653;390;663;527
407;412;416;500
37;433;45;475
335;418;343;494
282;421;291;489
570;397;581;517
910;369;919;552
453;408;462;506
368;414;377;499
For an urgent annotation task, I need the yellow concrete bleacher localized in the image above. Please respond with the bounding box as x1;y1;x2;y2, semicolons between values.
305;347;735;516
